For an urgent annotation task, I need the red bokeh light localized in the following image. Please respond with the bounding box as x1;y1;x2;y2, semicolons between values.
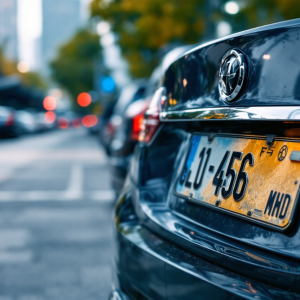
43;96;57;111
131;113;144;140
44;111;56;124
72;118;81;128
82;115;98;128
77;93;92;107
57;117;69;129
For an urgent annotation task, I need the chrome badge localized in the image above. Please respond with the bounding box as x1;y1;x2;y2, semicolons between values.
218;49;247;102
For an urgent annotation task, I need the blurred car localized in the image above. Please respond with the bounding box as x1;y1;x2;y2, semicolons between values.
56;111;81;129
35;112;56;132
97;101;117;140
0;106;22;138
111;19;300;299
15;110;38;134
109;46;193;194
100;79;147;155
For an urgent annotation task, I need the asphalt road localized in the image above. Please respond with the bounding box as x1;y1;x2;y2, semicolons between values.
0;128;115;300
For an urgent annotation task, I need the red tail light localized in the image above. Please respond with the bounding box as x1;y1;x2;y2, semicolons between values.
125;100;149;141
139;87;165;144
131;112;144;140
5;112;14;126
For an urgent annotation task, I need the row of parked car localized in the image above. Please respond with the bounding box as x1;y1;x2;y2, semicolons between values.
0;106;85;138
98;45;192;195
0;106;57;138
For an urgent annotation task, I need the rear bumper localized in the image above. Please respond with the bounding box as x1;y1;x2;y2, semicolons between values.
112;194;297;300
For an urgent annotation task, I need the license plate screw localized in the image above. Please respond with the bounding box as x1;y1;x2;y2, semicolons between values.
295;180;298;185
189;193;193;199
247;210;252;217
215;200;221;207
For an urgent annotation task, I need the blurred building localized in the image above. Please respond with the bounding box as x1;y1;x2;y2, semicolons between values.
41;0;82;74
0;0;18;61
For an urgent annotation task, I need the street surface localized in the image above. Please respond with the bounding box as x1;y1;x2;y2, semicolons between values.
0;128;114;300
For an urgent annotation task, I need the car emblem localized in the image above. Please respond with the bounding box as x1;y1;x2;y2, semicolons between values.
218;49;247;102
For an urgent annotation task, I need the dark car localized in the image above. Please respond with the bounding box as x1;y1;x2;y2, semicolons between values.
0;106;22;138
109;46;193;194
111;19;300;300
100;79;148;156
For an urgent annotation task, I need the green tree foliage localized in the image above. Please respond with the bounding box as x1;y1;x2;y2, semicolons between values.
0;47;47;90
50;29;101;107
90;0;206;78
91;0;300;78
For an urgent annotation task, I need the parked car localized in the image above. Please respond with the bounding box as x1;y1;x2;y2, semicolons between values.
111;19;300;299
109;46;193;194
100;79;147;155
16;110;38;134
56;111;80;130
97;100;117;142
0;106;22;138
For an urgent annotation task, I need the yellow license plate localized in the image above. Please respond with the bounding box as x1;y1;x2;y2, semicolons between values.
175;134;300;230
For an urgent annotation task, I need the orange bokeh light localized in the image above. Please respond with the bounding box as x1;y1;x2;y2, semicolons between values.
77;92;92;107
44;111;56;124
43;96;57;111
82;115;98;128
57;117;69;129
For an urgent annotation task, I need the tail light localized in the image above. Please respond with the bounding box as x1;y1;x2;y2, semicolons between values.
5;112;14;126
139;87;166;144
131;112;145;140
125;100;149;141
57;117;69;129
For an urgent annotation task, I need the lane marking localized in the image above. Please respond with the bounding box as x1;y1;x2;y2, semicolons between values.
64;164;83;200
0;250;32;263
0;190;115;202
90;190;115;201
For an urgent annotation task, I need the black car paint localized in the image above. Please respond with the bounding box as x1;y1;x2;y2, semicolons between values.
162;19;300;111
114;192;298;299
112;19;300;299
109;46;193;194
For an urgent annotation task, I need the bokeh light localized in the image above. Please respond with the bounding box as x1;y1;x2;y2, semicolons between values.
263;54;271;60
216;21;232;38
57;117;69;129
72;118;81;128
44;111;56;124
101;76;115;93
43;96;57;111
77;93;92;107
17;61;30;73
100;32;115;47
224;1;240;14
82;115;98;128
97;21;111;36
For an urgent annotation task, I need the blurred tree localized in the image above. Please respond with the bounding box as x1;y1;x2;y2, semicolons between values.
0;47;47;90
90;0;208;78
50;29;101;108
91;0;300;79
